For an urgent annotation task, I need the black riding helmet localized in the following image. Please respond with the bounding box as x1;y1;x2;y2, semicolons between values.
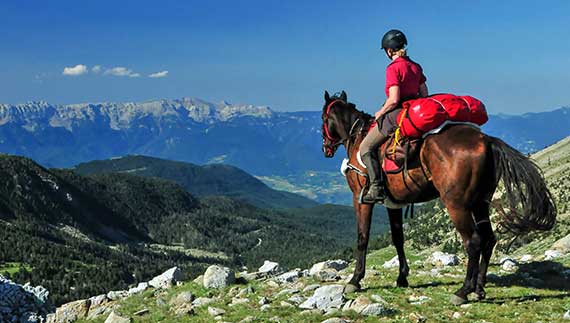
381;29;407;50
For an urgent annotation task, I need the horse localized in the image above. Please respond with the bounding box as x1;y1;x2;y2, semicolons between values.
321;90;556;304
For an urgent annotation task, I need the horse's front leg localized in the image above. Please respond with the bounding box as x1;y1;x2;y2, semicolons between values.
387;207;409;287
345;195;373;293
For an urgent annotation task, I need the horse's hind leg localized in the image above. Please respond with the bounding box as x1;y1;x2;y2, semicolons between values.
387;207;409;287
345;196;373;293
447;205;481;305
474;201;496;300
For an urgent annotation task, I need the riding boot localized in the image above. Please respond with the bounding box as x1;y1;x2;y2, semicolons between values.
361;150;386;204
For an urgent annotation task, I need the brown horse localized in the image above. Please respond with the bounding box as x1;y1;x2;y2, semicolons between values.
321;90;556;304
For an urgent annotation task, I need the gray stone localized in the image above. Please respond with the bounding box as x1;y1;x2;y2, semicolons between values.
361;303;392;316
148;267;185;289
192;297;215;307
408;295;430;305
315;269;340;282
428;251;460;266
553;234;570;253
564;310;570;320
208;307;225;316
127;282;149;295
287;295;305;305
276;270;301;283
260;304;271;311
169;291;194;307
53;299;91;323
299;285;344;311
203;266;236;289
106;290;128;301
519;254;533;262
321;318;351;323
545;249;563;260
303;284;321;293
104;311;132;323
501;259;518;271
275;288;299;297
258;261;281;276
309;260;349;276
382;256;400;269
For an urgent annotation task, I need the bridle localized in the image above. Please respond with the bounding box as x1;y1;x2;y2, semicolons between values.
322;99;365;157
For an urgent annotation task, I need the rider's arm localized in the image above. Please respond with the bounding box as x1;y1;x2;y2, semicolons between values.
375;85;400;119
419;83;428;97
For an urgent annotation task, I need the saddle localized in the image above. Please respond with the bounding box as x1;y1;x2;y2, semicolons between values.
380;134;422;175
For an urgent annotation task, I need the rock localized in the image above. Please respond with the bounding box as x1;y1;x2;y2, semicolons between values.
287;295;305;305
193;275;204;285
344;296;371;313
280;301;294;308
259;261;281;276
239;272;260;281
321;318;351;323
104;311;132;323
545;249;563;260
361;303;392;316
169;291;194;307
501;259;518;271
408;295;430;305
192;297;215;307
552;233;570;253
260;304;271;311
173;304;194;316
240;316;255;323
299;285;344;311
259;297;270;305
208;307;226;316
315;269;340;282
53;299;91;323
382;256;400;269
107;290;128;301
0;276;53;323
133;308;149;316
230;297;249;306
564;310;570;320
237;286;254;298
148;266;185;289
276;270;301;283
309;260;349;276
370;294;386;303
409;312;427;323
428;251;460;266
519;254;533;262
275;288;299;297
156;298;166;307
303;284;321;293
452;312;461;319
88;294;108;307
203;266;236;289
127;282;149;295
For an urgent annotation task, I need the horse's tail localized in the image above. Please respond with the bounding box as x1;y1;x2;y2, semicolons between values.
487;136;557;235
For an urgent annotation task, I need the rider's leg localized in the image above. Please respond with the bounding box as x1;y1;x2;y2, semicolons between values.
360;126;388;203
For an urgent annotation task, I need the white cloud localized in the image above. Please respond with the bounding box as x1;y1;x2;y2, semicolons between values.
92;65;102;73
104;67;140;78
63;64;88;76
148;70;169;78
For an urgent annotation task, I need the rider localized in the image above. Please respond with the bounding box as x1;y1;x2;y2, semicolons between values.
360;29;429;204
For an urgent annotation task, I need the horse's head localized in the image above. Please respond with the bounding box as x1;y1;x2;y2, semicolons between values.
321;90;351;158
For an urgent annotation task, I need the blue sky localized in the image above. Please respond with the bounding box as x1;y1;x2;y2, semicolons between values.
0;0;569;114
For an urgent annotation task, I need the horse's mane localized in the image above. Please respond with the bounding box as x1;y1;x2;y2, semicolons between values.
328;93;373;121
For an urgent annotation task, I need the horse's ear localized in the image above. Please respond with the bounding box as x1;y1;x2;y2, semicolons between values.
340;91;347;102
324;91;331;103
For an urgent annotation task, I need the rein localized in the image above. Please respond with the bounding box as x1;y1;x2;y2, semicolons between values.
322;99;369;156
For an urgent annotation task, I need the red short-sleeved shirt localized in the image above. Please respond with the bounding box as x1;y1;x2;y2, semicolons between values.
385;56;427;99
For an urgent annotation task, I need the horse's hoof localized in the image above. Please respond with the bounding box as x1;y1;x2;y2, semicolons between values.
474;291;486;301
449;294;468;306
396;277;409;288
343;284;360;294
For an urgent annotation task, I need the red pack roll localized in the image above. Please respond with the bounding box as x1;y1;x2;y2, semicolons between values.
460;95;488;125
398;98;448;138
430;93;471;122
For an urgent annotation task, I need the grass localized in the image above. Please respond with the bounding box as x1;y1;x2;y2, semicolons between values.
0;262;32;275
73;245;570;323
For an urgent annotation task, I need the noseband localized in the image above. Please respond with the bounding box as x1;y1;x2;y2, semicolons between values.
322;99;364;156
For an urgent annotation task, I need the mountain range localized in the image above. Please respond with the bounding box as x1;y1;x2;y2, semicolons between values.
2;98;567;178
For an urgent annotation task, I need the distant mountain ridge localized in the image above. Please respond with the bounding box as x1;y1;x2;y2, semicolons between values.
0;98;568;176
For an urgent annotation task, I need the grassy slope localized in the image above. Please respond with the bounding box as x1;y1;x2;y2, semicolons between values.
75;246;570;323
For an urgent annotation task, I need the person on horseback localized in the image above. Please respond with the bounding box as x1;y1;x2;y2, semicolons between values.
360;29;429;204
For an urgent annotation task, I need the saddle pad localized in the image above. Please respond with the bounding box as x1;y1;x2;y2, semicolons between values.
355;150;400;173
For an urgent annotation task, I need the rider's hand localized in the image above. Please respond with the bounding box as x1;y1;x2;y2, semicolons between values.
375;110;383;120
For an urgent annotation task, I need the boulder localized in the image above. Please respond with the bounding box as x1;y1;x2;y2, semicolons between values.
382;256;400;269
552;234;570;253
500;258;518;271
169;291;194;307
314;269;340;282
428;251;460;266
106;290;128;301
299;285;344;311
207;307;226;316
519;254;533;262
258;261;281;276
148;267;185;289
53;299;91;323
309;260;349;276
342;295;371;313
104;311;132;323
545;249;564;260
127;282;149;295
203;265;235;289
276;270;301;283
192;297;215;307
361;303;393;316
